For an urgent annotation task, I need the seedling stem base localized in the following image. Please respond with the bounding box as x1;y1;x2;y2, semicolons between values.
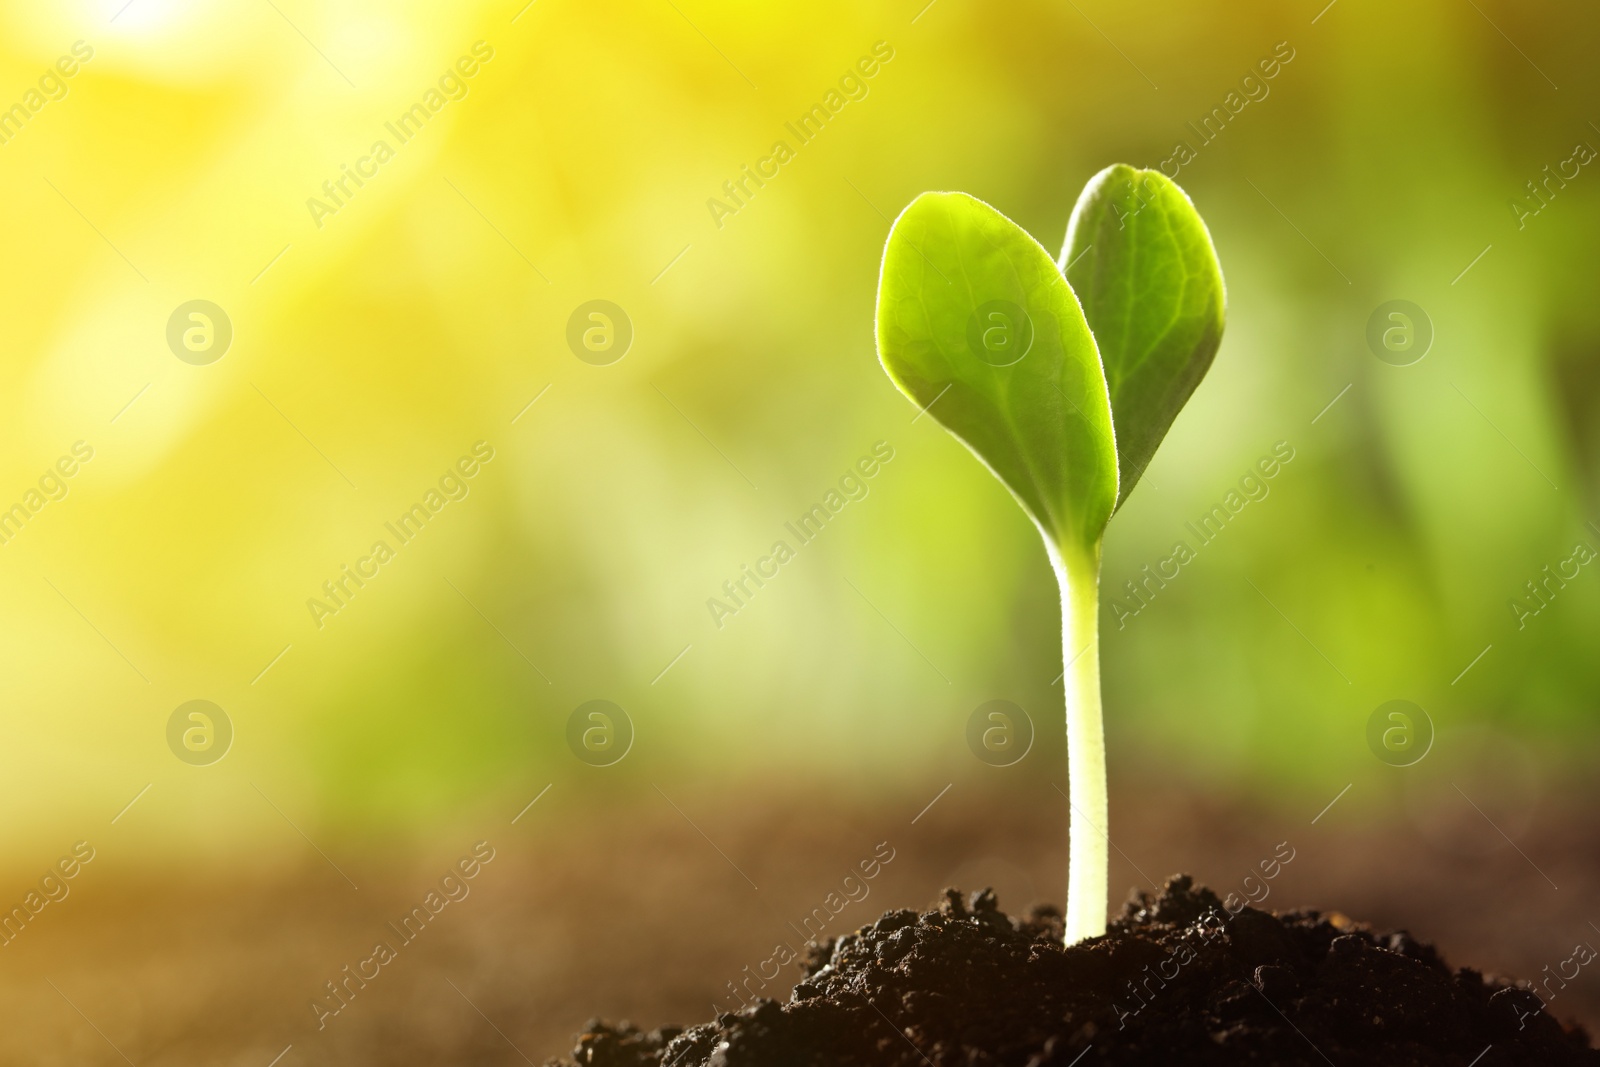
1057;546;1107;944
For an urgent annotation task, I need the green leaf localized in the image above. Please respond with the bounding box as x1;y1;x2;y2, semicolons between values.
876;192;1118;556
1060;165;1226;508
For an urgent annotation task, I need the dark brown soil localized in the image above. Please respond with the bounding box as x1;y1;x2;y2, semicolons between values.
555;877;1596;1066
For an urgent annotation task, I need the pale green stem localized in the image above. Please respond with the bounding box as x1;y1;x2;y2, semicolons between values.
1055;543;1107;944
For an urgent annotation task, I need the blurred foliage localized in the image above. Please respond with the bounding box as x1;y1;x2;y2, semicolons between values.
0;0;1596;859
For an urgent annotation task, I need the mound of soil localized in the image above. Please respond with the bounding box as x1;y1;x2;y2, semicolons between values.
555;876;1596;1066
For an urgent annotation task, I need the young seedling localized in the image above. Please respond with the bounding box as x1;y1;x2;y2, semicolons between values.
875;165;1225;943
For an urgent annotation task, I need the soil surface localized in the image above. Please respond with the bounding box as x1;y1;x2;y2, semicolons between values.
556;877;1597;1066
7;773;1597;1064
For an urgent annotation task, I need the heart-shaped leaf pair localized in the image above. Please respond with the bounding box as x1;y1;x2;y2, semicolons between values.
875;167;1225;555
873;166;1225;945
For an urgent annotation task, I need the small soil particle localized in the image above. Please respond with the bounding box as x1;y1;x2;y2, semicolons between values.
554;876;1597;1066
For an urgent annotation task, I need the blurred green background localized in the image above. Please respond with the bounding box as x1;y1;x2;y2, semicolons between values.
1;0;1596;858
